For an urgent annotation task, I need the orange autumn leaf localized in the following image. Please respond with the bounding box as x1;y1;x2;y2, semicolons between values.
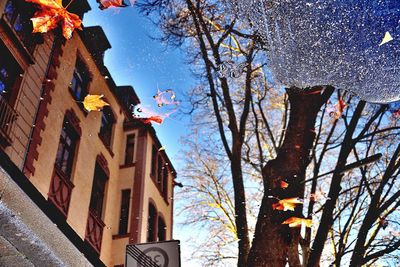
280;181;289;189
328;98;348;119
97;0;129;10
272;198;303;211
282;217;312;228
337;98;347;116
26;0;82;39
83;94;109;112
143;116;163;124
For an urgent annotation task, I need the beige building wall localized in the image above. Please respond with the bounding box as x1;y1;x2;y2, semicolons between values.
139;134;174;242
27;33;129;266
20;30;175;266
0;3;176;266
0;0;55;168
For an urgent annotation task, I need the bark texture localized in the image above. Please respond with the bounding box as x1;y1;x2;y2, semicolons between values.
248;86;333;267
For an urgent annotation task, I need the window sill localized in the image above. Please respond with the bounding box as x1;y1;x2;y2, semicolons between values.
98;133;114;157
120;162;136;169
112;233;130;240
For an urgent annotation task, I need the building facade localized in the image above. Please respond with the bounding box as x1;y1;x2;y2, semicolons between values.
0;0;176;266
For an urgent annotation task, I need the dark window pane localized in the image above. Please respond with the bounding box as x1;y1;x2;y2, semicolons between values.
0;41;22;102
99;106;115;148
163;166;168;198
147;203;157;242
118;189;131;235
5;1;15;21
151;146;157;176
89;164;108;218
3;0;36;53
70;58;89;101
157;218;166;241
54;118;78;178
157;155;163;187
13;14;23;32
124;134;135;164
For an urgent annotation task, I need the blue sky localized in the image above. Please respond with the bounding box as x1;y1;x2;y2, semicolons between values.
82;1;199;265
83;1;193;160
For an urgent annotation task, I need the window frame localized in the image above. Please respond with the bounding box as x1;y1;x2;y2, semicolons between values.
0;39;23;107
99;106;116;152
89;163;108;220
3;0;37;54
54;117;79;179
147;202;157;242
69;56;91;103
162;165;169;200
157;216;166;241
150;145;157;177
156;154;163;187
118;189;131;235
124;134;135;165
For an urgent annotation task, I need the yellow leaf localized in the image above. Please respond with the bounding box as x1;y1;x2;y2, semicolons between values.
272;198;303;211
83;94;109;112
282;217;312;228
379;31;393;46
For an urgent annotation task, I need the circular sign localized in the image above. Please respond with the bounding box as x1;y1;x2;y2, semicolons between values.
138;247;169;267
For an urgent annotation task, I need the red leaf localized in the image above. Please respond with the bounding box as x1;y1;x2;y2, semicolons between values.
143;116;163;124
97;0;129;10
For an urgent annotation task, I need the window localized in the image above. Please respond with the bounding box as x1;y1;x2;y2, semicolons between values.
48;111;80;216
124;134;135;165
0;40;23;104
118;189;131;235
69;57;90;102
150;145;157;176
162;165;168;199
99;106;115;149
4;0;36;53
157;217;166;241
54;117;79;178
89;163;108;219
147;203;157;242
157;154;163;186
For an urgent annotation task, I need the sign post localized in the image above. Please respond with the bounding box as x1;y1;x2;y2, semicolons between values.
126;240;180;267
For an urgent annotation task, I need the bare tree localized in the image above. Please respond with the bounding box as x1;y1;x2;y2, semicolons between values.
137;1;400;266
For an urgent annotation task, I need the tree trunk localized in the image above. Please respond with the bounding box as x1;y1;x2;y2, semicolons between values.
248;87;333;267
231;151;251;266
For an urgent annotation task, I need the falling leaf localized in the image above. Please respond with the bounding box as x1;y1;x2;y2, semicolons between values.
143;116;163;124
310;189;328;202
272;198;303;211
379;31;393;46
97;0;129;10
379;218;389;230
280;181;289;189
83;94;109;112
131;103;177;124
26;0;82;39
328;98;347;119
389;231;400;237
153;89;179;107
158;146;166;151
282;217;312;228
393;110;400;118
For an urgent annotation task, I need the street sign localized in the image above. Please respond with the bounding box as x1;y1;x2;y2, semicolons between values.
126;240;180;267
